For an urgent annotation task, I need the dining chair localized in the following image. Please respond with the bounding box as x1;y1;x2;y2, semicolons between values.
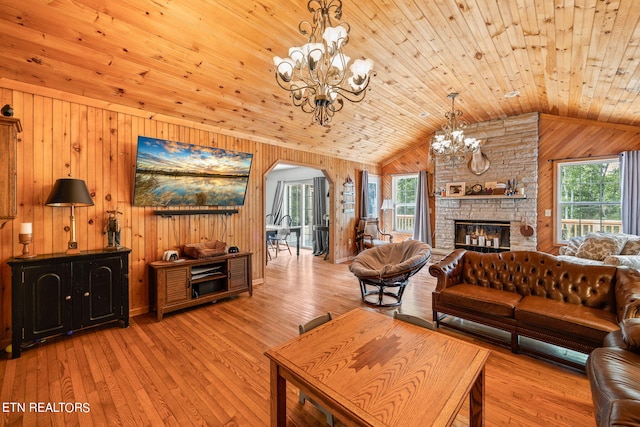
265;214;277;258
272;215;292;256
393;310;436;330
298;312;335;426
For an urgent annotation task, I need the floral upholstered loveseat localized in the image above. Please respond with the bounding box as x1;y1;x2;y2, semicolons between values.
557;232;640;271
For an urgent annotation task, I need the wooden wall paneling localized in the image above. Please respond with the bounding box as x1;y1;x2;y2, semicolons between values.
101;109;113;253
49;99;63;253
75;103;92;253
40;96;54;255
0;84;384;347
0;89;13;342
101;113;114;248
537;114;640;254
17;92;33;254
118;113;132;253
85;106;98;252
126;116;140;313
127;115;145;315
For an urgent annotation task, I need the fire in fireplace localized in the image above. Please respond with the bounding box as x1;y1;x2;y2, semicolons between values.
454;220;510;253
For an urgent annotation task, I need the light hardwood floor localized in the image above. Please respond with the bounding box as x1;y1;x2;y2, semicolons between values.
0;250;595;426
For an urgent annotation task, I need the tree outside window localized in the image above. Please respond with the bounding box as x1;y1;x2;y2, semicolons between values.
555;158;621;242
392;175;418;232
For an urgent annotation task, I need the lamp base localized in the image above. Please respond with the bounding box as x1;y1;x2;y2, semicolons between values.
66;241;80;255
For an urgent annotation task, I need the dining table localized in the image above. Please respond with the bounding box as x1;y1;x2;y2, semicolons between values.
264;307;490;426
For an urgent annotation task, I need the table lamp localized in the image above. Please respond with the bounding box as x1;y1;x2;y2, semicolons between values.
45;178;94;254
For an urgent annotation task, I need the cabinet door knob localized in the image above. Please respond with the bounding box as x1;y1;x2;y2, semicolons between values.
83;292;90;297
65;295;71;300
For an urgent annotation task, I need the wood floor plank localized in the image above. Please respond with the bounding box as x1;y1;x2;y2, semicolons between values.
0;249;596;426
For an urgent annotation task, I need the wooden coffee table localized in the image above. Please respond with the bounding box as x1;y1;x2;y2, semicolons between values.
265;307;490;426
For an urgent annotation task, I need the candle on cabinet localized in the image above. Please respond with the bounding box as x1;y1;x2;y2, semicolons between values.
19;223;32;234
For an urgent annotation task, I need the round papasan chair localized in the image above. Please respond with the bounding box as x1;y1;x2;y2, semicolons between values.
349;239;431;307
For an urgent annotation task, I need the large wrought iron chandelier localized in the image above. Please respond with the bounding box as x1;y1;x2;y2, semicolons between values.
430;93;481;163
273;0;374;126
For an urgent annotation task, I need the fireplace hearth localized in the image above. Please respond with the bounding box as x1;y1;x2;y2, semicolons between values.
455;220;510;253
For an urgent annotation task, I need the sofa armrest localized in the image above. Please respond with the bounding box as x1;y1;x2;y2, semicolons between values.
428;249;466;291
620;318;640;352
615;268;640;320
604;255;640;270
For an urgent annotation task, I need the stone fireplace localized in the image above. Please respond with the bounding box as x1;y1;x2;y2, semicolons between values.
434;113;538;252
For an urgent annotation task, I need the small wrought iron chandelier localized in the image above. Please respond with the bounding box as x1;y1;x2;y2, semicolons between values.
273;0;374;126
430;93;481;163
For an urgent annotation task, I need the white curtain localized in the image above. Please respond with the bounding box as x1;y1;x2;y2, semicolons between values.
621;150;640;235
359;170;369;219
270;181;284;224
412;171;433;245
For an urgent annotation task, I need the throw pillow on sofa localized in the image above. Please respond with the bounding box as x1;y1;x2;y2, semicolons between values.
576;234;626;261
622;238;640;255
559;236;583;256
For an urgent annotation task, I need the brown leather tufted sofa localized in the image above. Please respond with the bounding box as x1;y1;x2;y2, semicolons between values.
430;250;640;365
586;318;640;426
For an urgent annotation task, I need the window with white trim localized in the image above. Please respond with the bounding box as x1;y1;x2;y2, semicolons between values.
366;175;380;218
555;157;621;243
392;174;418;232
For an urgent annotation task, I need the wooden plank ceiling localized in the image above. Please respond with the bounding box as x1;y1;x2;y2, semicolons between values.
1;0;639;165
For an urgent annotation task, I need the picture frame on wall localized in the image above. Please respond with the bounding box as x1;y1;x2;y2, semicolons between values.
446;182;465;197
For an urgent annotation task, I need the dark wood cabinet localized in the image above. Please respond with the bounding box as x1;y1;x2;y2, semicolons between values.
21;262;72;343
149;252;252;321
8;248;130;358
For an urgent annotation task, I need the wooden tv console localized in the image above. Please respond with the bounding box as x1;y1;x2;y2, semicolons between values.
149;252;252;321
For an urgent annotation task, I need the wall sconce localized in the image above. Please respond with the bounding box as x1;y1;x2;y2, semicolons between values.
45;178;94;254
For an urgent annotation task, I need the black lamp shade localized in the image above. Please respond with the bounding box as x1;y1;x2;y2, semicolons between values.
45;178;94;207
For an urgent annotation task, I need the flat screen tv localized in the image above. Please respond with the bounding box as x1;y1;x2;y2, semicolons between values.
133;136;253;207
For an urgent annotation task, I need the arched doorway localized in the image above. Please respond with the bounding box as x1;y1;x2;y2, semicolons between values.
264;162;333;264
